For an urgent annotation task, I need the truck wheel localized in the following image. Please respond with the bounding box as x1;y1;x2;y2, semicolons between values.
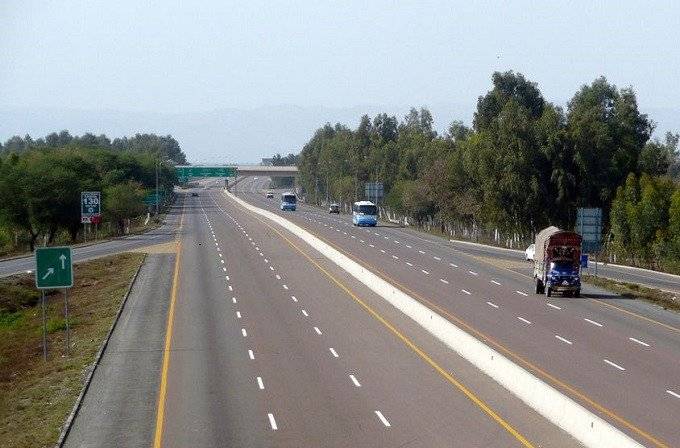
535;280;543;294
546;287;551;297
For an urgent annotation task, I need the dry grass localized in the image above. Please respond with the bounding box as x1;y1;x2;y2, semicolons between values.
583;274;680;312
0;252;144;448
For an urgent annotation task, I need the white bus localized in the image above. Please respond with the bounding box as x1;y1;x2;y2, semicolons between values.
352;201;378;226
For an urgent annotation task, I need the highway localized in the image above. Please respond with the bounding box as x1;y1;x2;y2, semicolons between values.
152;189;581;447
0;200;182;278
226;176;680;448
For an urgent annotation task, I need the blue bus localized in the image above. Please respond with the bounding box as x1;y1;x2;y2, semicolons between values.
352;201;378;226
280;192;297;211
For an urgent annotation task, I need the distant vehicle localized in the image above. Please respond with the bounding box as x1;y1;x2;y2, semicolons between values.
533;226;582;297
329;203;340;214
191;192;199;197
266;191;274;199
352;201;378;226
280;192;297;211
525;243;535;261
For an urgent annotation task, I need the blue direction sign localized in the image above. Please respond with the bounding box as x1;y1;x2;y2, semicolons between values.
35;247;73;289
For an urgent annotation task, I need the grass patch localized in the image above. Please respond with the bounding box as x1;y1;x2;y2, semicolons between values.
0;252;145;448
584;274;680;312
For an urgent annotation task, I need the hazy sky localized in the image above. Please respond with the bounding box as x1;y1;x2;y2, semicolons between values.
3;0;680;114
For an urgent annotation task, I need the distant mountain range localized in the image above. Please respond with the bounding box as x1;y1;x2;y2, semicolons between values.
1;104;677;164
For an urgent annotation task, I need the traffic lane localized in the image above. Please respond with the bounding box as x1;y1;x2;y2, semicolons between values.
235;188;679;448
63;253;174;448
273;193;680;337
208;191;582;448
161;196;269;447
0;205;182;278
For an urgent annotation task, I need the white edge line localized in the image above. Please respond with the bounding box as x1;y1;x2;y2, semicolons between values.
268;413;278;430
374;410;391;427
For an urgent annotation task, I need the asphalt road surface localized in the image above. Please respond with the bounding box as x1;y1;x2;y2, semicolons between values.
0;198;183;278
228;176;680;448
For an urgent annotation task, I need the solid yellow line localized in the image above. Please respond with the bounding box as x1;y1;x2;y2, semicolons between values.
229;203;535;448
153;199;185;448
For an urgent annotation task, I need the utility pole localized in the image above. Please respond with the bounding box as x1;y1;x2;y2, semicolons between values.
155;160;159;215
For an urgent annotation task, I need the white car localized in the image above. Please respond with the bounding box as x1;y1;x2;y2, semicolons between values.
525;243;535;261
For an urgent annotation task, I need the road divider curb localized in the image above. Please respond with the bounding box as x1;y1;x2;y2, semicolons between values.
55;254;148;448
224;189;643;448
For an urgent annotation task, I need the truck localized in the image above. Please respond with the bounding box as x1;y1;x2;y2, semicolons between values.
533;226;582;297
280;192;297;211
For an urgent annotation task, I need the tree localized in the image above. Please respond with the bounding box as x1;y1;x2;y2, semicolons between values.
104;182;147;234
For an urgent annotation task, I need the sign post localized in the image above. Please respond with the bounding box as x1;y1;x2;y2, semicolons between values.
35;247;74;360
81;191;101;242
576;207;603;276
364;182;384;204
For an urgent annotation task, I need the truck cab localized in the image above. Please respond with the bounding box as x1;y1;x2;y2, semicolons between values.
533;226;582;297
280;192;297;211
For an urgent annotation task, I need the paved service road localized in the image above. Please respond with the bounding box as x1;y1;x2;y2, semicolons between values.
231;176;680;448
0;198;183;278
154;190;581;447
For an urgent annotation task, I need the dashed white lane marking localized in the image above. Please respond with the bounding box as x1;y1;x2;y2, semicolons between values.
440;279;449;284
218;253;223;258
380;249;386;254
291;295;298;302
547;303;562;310
282;284;289;290
217;248;221;252
468;270;478;276
360;240;365;243
329;347;339;358
433;256;441;261
226;276;230;281
584;318;603;327
257;377;265;390
349;374;362;387
268;413;278;430
517;316;532;325
374;410;391;427
369;244;375;248
515;290;528;297
255;246;260;250
248;349;254;360
405;262;413;266
418;250;425;254
629;337;650;347
314;326;322;335
603;359;626;371
275;274;281;280
351;235;356;239
486;301;499;309
421;269;430;275
374;232;380;236
222;267;227;272
232;297;237;304
220;259;225;264
241;328;248;337
491;280;501;285
406;244;412;248
236;311;242;319
215;242;219;246
392;255;399;260
394;240;400;244
228;285;233;291
667;389;680;399
301;309;309;317
449;263;458;268
461;289;471;295
555;335;573;345
269;266;275;271
259;253;263;257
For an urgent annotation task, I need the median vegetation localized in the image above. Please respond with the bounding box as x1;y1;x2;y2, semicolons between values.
0;252;144;448
0;132;185;254
295;71;680;272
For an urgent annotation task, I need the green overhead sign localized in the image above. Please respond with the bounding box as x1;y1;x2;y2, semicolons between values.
35;247;73;289
175;166;237;182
